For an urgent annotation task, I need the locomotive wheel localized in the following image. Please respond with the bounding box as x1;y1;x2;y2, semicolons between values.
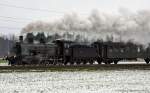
70;62;74;65
144;58;149;64
146;61;149;64
104;61;110;64
97;59;102;64
76;61;81;65
97;61;102;64
89;61;93;65
47;61;52;65
31;60;36;65
105;62;108;64
83;61;87;65
114;60;118;64
53;61;57;65
48;61;53;65
64;62;68;65
40;60;46;65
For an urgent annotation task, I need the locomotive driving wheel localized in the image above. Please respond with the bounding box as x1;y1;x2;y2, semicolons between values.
83;60;87;65
89;60;94;65
114;60;118;64
144;58;149;64
104;59;111;64
70;61;74;65
97;59;102;64
76;61;81;65
64;59;68;65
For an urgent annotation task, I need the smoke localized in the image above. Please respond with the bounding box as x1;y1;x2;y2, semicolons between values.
22;9;150;45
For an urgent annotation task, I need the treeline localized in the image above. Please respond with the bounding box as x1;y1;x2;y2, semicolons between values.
24;32;119;44
24;32;91;43
0;35;15;57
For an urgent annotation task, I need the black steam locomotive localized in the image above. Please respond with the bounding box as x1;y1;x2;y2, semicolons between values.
7;35;150;66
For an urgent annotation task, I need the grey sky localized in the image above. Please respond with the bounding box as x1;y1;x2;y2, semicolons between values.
0;0;150;35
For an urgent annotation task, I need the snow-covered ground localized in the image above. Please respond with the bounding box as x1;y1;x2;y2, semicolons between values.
0;63;9;66
0;70;150;93
0;60;147;66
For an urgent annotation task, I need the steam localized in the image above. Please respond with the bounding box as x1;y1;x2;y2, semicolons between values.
22;9;150;45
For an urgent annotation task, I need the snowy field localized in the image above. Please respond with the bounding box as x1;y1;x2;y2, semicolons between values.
0;70;150;93
0;60;147;66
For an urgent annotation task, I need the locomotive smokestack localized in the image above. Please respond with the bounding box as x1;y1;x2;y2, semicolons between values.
19;36;23;43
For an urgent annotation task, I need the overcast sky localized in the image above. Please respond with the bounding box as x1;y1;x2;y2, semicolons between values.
0;0;150;35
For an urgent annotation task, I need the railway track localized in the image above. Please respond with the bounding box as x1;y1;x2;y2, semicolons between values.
0;64;150;72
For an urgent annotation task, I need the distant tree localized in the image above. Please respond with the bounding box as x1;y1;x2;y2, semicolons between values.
35;32;46;43
75;35;83;42
9;34;17;41
25;33;34;43
96;39;103;42
46;35;53;42
53;33;61;40
0;35;15;57
106;35;113;42
63;32;73;40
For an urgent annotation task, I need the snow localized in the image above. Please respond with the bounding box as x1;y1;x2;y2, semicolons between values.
0;63;9;66
0;70;150;93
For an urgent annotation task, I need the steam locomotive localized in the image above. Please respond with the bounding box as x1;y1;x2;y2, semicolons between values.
6;35;150;66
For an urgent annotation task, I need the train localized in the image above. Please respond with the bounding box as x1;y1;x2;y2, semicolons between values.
6;35;150;66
